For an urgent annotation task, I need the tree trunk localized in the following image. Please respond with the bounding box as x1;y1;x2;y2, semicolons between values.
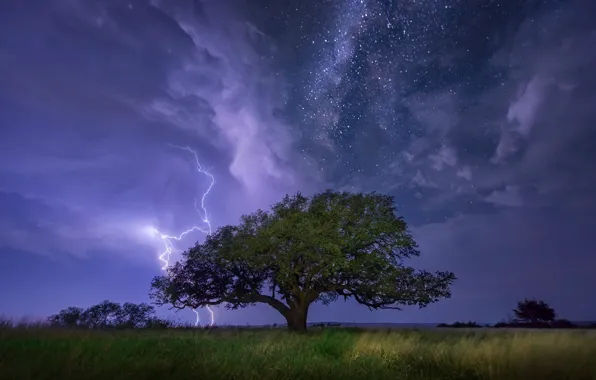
285;305;309;332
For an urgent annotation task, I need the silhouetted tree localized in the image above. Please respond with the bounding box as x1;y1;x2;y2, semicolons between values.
150;190;456;332
82;300;122;328
115;302;156;328
513;299;556;324
47;306;85;327
48;301;157;328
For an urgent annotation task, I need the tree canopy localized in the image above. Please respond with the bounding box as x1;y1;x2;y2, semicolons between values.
48;300;160;329
513;299;556;324
150;190;456;331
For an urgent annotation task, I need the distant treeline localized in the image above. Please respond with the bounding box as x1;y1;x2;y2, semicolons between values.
437;299;596;329
44;300;178;329
436;320;596;329
4;297;593;330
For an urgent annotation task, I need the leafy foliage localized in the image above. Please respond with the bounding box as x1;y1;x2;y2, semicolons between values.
150;191;456;330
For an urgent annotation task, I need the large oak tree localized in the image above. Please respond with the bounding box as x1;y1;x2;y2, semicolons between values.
150;190;456;331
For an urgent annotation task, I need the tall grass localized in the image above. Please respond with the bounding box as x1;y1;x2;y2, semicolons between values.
1;324;595;380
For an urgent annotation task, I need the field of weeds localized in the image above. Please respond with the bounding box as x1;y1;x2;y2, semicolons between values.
1;325;595;380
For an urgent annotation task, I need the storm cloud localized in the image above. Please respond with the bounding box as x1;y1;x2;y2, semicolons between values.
1;0;595;324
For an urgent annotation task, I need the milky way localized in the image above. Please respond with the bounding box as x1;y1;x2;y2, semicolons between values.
259;0;596;224
1;0;596;323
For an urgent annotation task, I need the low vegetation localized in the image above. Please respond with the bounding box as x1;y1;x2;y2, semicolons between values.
437;321;483;328
1;323;595;380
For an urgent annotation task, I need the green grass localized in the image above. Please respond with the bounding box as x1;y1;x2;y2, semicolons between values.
1;326;595;380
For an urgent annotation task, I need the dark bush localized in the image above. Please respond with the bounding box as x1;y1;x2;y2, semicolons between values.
551;319;577;328
437;321;481;328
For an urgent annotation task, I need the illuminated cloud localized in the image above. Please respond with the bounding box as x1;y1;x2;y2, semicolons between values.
1;0;596;324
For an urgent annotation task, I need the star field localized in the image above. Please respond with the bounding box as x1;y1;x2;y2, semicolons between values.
1;0;595;324
260;0;570;224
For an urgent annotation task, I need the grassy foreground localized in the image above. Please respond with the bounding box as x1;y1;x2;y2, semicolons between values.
1;326;595;380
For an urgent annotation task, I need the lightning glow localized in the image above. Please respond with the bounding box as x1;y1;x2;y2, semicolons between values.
150;144;216;327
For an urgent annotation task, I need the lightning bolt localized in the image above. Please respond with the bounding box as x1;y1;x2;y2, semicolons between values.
151;144;216;327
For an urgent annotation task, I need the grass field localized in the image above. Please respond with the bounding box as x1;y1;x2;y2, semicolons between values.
1;326;595;380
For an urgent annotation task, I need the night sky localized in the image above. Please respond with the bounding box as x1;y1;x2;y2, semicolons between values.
1;0;595;325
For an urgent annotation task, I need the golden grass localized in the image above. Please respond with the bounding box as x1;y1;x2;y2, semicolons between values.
1;326;595;380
